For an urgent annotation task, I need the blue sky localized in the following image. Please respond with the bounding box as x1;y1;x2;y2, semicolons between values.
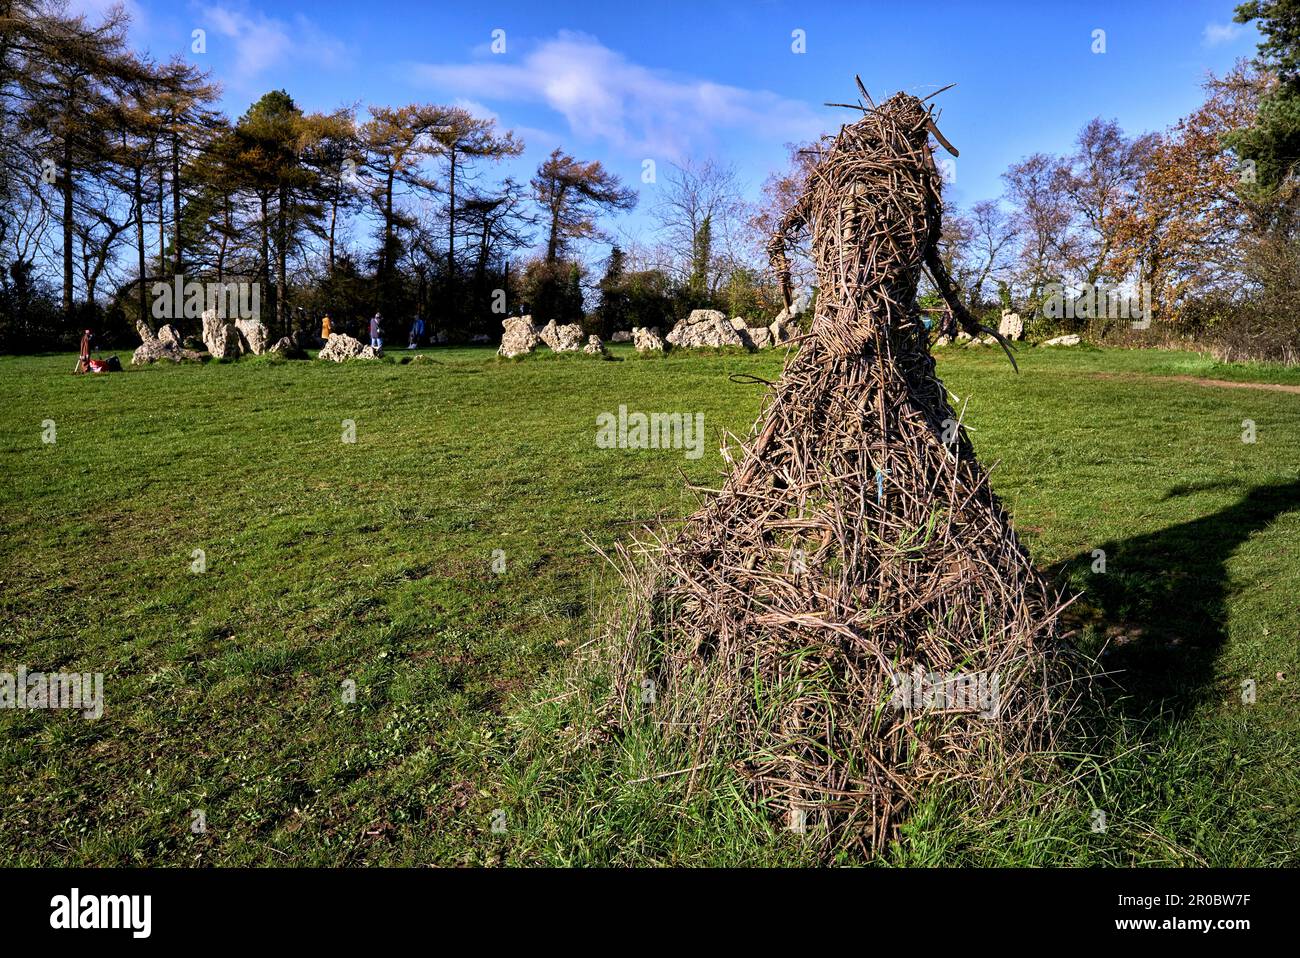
78;0;1262;250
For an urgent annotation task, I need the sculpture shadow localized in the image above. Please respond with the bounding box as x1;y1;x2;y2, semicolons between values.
1056;478;1300;719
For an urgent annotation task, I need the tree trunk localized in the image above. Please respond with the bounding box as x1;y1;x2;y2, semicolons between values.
328;190;337;275
135;163;147;331
259;191;269;286
157;171;166;279
546;202;561;265
277;182;287;333
217;202;229;283
61;94;74;321
382;171;395;312
171;130;182;278
447;147;456;320
384;172;394;271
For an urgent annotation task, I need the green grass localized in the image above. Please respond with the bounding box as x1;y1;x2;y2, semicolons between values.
1;342;1297;866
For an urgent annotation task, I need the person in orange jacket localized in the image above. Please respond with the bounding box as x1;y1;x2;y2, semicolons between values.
321;314;332;339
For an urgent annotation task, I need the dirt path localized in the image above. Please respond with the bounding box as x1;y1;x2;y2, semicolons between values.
1090;371;1300;395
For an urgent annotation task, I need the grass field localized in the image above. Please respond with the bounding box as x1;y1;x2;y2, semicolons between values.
2;342;1298;866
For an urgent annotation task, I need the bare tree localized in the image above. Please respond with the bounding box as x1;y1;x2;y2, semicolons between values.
1002;153;1076;311
960;199;1017;305
651;157;746;293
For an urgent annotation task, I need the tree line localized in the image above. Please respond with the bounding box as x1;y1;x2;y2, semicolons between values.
4;0;1299;361
935;0;1300;362
0;1;672;349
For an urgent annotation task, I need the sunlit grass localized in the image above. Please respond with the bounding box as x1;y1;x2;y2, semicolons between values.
1;343;1296;865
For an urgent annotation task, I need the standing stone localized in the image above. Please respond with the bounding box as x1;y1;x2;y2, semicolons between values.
773;290;811;326
201;309;241;359
997;309;1024;341
131;320;200;364
729;316;774;350
318;332;367;362
539;319;584;352
498;315;540;358
235;317;271;355
269;336;306;358
582;334;606;356
632;326;665;353
666;311;745;348
610;330;633;343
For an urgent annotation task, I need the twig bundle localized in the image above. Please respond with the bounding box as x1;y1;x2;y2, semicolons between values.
610;88;1077;856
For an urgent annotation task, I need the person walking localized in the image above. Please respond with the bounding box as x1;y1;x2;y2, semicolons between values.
408;315;424;349
369;312;383;349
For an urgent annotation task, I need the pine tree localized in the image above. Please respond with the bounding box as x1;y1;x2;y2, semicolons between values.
596;246;629;337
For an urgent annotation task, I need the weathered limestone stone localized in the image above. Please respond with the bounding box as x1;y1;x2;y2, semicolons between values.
770;317;794;345
997;310;1024;341
498;315;539;358
318;332;367;362
131;340;176;364
131;320;199;364
235;317;271;355
610;330;633;343
773;290;811;326
1040;334;1081;347
269;336;306;358
632;326;665;353
539;319;584;352
201;309;241;359
666;311;744;348
582;334;606;356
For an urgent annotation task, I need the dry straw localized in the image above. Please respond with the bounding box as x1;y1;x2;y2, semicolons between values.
607;83;1081;857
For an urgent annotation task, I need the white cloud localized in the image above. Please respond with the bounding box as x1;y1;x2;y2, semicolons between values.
1202;22;1244;47
409;31;823;159
201;4;348;80
452;98;499;123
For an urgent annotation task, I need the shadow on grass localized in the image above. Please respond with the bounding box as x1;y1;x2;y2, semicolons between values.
1058;478;1300;718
